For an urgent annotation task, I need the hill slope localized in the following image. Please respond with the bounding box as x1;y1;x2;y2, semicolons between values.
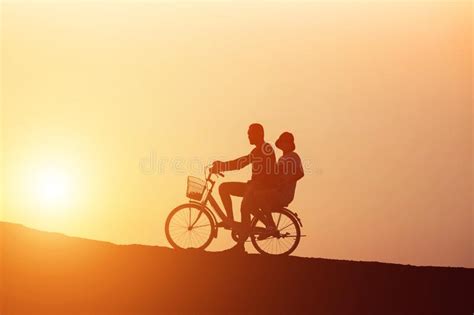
1;222;472;315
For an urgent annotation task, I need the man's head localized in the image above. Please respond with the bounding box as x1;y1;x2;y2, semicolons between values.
276;132;295;152
247;123;264;145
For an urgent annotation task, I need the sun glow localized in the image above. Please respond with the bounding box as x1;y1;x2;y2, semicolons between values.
34;167;73;208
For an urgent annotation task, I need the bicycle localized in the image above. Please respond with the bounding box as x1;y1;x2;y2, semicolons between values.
164;166;303;256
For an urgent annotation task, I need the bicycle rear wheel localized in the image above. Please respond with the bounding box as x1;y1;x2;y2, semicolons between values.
165;204;215;250
250;208;301;256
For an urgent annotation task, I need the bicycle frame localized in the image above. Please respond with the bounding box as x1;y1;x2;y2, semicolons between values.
183;170;228;239
197;170;227;222
187;167;303;238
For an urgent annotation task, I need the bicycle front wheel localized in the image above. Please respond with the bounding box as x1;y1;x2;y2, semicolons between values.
165;204;215;250
250;208;301;256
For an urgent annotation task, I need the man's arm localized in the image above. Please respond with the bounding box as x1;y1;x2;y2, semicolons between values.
213;154;251;172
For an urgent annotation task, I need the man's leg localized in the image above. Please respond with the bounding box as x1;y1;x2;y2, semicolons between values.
235;187;258;248
218;182;247;222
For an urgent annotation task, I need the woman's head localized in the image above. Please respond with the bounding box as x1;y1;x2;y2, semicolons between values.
276;132;295;152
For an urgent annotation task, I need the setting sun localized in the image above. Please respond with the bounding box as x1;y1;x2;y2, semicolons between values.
34;167;72;207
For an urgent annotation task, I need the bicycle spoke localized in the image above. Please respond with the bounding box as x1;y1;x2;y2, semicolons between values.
263;238;272;252
190;230;198;248
193;230;205;244
186;231;192;248
171;228;186;238
192;224;211;229
175;211;189;227
169;227;186;236
192;229;209;240
181;231;188;248
280;237;291;250
185;225;208;248
279;222;295;232
169;224;187;231
176;230;188;244
171;217;183;228
262;238;272;249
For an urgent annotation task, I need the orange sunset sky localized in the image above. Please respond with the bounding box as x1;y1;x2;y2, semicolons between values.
1;1;472;267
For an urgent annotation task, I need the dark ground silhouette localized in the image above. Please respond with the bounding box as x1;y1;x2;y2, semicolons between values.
1;222;472;315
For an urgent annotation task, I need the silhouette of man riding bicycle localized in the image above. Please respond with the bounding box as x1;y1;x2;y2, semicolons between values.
165;123;305;256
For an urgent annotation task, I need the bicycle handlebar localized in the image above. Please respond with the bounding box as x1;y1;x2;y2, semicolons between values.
205;165;225;180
